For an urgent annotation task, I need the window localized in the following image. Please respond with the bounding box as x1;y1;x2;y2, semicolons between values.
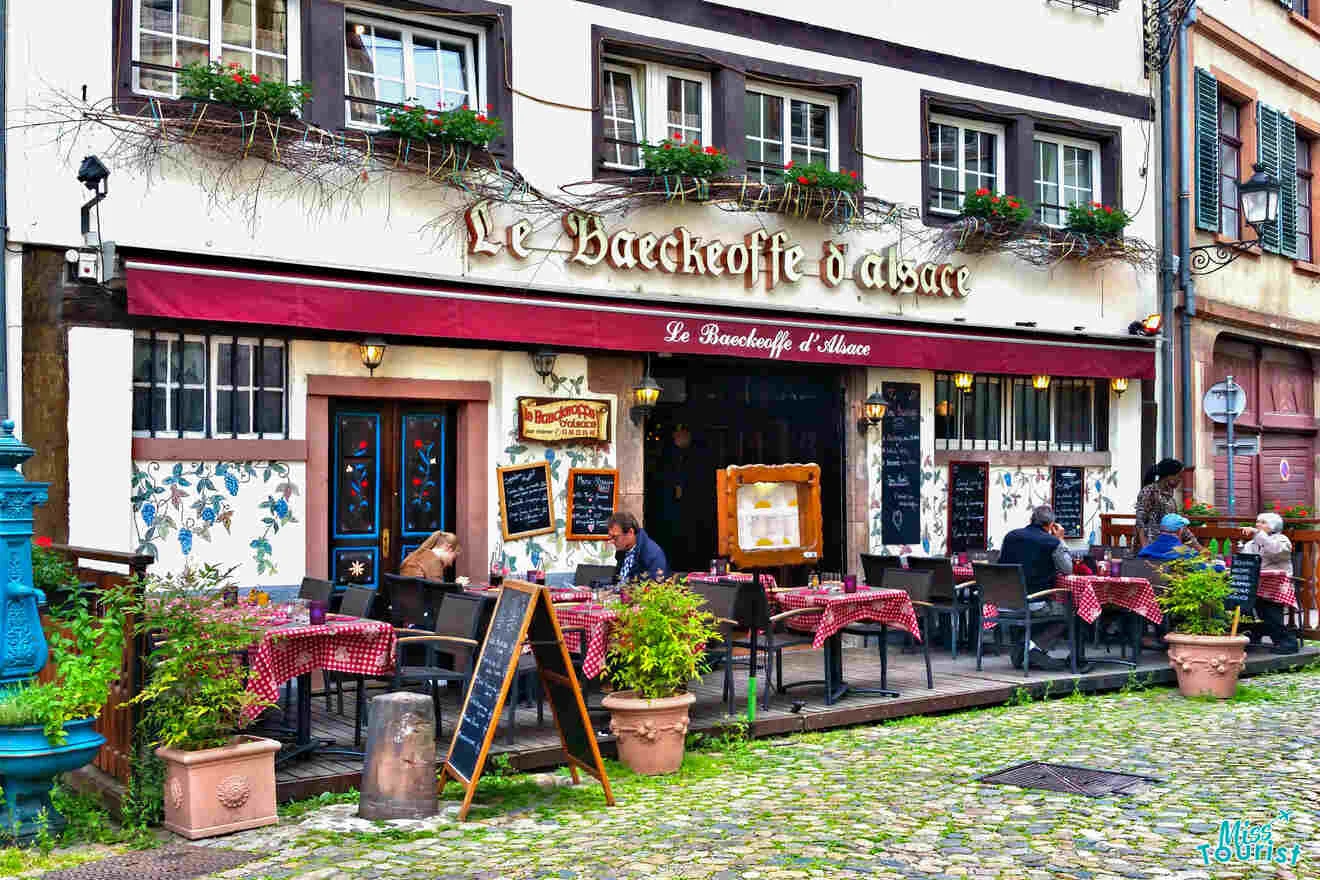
1295;0;1309;16
344;13;480;128
1034;134;1101;226
133;332;289;438
133;0;300;98
935;373;1106;452
745;85;838;182
599;59;712;170
927;115;1005;214
1298;135;1312;263
1220;98;1242;239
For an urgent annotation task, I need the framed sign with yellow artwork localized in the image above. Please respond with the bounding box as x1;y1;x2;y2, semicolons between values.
715;463;823;569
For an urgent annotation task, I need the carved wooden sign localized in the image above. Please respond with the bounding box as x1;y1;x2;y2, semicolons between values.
517;397;611;444
465;201;970;298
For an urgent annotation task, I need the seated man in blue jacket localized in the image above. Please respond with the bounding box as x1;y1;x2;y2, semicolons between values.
606;511;670;584
1138;514;1203;562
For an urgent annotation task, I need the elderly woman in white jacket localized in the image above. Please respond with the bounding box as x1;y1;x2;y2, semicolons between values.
1239;512;1299;653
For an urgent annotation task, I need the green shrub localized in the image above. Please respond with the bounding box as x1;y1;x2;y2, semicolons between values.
1156;555;1232;636
604;578;720;700
782;160;862;193
640;137;731;178
379;102;504;148
1065;201;1132;237
179;60;310;115
961;188;1031;223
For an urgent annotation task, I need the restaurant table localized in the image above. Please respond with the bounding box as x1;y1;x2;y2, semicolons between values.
1258;570;1300;609
554;603;618;680
480;584;592;604
775;587;922;704
238;610;396;766
687;572;779;589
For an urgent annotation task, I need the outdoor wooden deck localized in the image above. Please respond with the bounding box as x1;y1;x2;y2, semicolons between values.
272;640;1320;801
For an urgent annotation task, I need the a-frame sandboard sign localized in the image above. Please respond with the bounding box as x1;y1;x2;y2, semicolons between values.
440;579;614;820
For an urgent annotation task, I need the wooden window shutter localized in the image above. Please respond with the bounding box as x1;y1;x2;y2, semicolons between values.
1195;68;1220;232
1258;103;1281;253
1280;114;1299;259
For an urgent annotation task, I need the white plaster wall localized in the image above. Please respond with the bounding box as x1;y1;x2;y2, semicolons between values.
5;251;21;437
68;327;133;552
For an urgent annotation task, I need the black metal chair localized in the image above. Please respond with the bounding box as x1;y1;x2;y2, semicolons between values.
903;556;974;658
298;576;334;603
574;563;617;586
688;579;745;715
363;591;491;747
972;562;1077;676
842;569;935;690
729;577;827;710
326;586;377;716
379;574;462;630
860;554;904;588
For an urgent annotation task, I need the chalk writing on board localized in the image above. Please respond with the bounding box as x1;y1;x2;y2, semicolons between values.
449;588;531;782
568;469;618;539
499;463;554;539
1051;467;1084;539
881;383;921;546
1226;553;1261;613
948;462;988;553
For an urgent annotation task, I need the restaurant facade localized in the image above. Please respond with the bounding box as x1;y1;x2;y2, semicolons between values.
9;0;1159;588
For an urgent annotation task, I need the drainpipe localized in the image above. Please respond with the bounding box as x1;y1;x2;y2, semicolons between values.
1178;3;1198;474
0;0;9;423
1158;7;1175;458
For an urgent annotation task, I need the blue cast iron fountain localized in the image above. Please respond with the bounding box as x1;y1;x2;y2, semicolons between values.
0;421;106;842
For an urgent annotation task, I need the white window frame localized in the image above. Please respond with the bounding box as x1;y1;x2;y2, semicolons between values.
602;56;713;170
344;8;484;130
1010;378;1097;453
745;81;840;180
131;0;302;98
928;113;1006;215
1033;132;1103;227
601;61;645;170
211;338;287;440
934;374;1004;452
132;332;208;439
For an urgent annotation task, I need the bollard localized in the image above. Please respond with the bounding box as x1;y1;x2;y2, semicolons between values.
358;692;439;820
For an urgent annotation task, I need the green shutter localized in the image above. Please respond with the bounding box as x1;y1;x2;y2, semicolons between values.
1280;114;1299;258
1195;68;1221;232
1258;104;1281;253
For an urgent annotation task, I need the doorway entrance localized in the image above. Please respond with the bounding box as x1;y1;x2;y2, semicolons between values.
329;400;457;589
643;359;846;575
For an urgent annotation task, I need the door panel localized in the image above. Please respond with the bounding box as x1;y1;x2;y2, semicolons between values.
332;408;388;589
399;411;449;559
1213;428;1259;514
1261;434;1313;510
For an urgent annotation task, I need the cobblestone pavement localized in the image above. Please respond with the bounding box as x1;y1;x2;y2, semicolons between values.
200;671;1320;880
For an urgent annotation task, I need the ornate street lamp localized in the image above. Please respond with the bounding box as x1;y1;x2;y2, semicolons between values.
857;389;888;435
359;337;387;376
1189;163;1282;275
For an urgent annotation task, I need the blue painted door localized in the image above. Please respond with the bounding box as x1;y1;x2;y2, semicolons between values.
330;402;455;589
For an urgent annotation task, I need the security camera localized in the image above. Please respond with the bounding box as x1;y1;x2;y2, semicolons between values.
76;155;110;191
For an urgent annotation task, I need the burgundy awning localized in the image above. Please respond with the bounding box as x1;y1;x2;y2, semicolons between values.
125;261;1156;379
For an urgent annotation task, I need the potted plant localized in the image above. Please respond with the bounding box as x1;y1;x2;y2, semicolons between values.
1157;555;1248;699
601;578;719;775
1065;201;1132;238
1183;499;1219;528
131;565;277;840
379;102;504;149
31;536;79;611
782;159;862;195
639;137;731;200
178;60;311;116
960;188;1031;224
0;584;131;842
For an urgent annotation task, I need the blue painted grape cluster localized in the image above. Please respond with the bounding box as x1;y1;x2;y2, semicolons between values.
225;473;240;496
178;528;193;555
141;502;156;526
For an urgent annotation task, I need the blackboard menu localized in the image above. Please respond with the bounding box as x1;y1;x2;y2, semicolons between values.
448;586;532;783
881;383;921;546
498;462;555;540
526;595;596;771
567;468;618;540
948;462;989;553
1051;467;1085;539
1226;552;1261;614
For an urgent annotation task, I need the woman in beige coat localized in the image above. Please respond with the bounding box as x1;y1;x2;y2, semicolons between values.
398;530;461;580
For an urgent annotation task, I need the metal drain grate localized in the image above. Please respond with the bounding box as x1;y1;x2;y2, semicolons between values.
979;761;1161;797
41;844;257;880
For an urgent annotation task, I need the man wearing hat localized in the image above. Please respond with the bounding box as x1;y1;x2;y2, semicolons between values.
1134;459;1202;551
1137;513;1205;562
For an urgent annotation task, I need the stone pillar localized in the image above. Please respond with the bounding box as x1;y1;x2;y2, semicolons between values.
0;421;50;685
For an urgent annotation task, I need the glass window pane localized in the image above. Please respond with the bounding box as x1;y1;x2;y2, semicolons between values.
132;339;154;383
1221;143;1239;178
413;36;440;86
440;46;468;103
762;141;782;166
1222;206;1239;237
150;388;168;432
180;0;209;40
217;343;251;387
140;0;173;34
745;92;761;134
765;94;782;138
1220;101;1238;136
254;54;285;83
222;0;253;48
378;79;406;105
258;390;284;434
683;80;701;130
178;389;205;433
372;29;404;80
808;103;829;150
415;86;442;110
254;0;286;54
132;388;152;432
261;346;284;387
346;24;372;73
179;341;205;385
138;31;172;70
791;101;806;146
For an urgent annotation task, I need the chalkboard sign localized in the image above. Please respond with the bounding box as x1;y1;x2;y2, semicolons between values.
1226;552;1261;614
497;462;555;540
947;461;989;553
566;468;618;541
1050;466;1085;539
442;580;613;819
881;383;921;546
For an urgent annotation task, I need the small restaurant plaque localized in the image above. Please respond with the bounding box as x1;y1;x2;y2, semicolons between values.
517;397;610;444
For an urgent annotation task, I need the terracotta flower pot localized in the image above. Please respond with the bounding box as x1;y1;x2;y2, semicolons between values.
602;691;695;775
1166;633;1250;699
156;735;281;839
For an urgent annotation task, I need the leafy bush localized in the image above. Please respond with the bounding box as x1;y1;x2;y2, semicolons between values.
379;102;504;148
1066;201;1132;237
961;188;1031;223
179;60;310;115
604;578;720;700
31;538;77;600
640;137;731;178
1183;499;1219;527
781;160;862;193
0;584;132;743
1273;501;1314;519
1156;555;1232;636
130;564;270;751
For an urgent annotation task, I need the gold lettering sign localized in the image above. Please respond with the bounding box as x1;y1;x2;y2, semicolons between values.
517;397;611;444
465;203;969;297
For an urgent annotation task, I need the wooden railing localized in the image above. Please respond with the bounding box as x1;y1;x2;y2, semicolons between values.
40;545;153;784
1100;513;1320;639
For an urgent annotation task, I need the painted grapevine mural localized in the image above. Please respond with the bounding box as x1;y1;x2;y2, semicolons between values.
131;460;300;575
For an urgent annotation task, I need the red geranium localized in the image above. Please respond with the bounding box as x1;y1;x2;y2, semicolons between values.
849;170;858;179
975;188;990;196
662;142;672;150
248;74;261;84
232;75;244;83
34;536;52;549
990;196;1001;204
797;175;810;184
785;159;795;169
673;133;682;142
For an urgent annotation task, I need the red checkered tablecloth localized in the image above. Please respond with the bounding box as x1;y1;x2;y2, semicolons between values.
1258;570;1300;609
953;565;975;581
775;588;922;649
686;572;778;589
554;603;618;680
979;575;1161;629
241;614;396;722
